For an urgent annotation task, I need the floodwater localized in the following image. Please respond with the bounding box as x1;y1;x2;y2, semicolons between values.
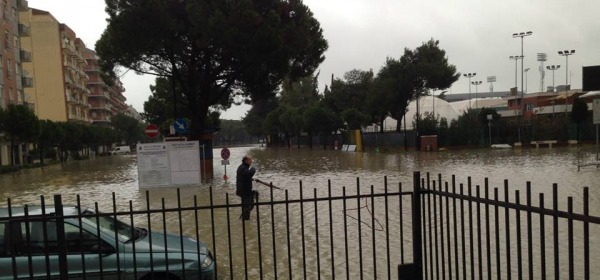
1;146;599;279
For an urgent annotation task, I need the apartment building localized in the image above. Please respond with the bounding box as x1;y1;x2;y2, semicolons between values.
0;0;30;165
84;48;128;125
19;8;89;123
0;0;28;109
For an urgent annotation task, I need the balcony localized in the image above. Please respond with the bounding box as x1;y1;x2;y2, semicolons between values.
20;50;32;62
18;0;28;11
65;94;76;103
18;24;30;37
21;76;33;88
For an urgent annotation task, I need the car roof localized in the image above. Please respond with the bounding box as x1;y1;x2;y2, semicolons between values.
0;205;90;218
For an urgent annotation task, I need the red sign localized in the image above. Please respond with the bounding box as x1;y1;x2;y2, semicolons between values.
145;124;159;138
220;148;230;160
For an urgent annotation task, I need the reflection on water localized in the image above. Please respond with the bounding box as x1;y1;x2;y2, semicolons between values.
1;146;598;279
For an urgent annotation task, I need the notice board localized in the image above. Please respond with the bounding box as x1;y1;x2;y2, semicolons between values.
137;141;201;188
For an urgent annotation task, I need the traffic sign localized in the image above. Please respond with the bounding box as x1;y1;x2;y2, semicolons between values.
220;147;230;160
173;118;189;134
145;124;159;138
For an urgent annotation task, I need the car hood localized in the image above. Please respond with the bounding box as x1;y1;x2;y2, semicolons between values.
126;229;210;255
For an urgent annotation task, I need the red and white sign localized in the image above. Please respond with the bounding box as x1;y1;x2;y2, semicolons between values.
220;147;230;160
145;124;159;138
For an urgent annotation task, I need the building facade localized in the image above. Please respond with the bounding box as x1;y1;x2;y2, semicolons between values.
0;0;30;166
19;8;89;123
84;48;128;125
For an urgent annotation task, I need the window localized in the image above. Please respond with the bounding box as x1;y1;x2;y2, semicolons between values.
6;58;11;79
13;35;17;48
3;220;108;256
4;30;8;49
0;222;5;256
526;104;533;111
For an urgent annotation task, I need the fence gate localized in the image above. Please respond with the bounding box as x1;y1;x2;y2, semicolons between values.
411;171;599;280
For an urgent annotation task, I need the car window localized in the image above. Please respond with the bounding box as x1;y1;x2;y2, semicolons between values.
0;222;6;257
2;220;111;256
82;213;134;243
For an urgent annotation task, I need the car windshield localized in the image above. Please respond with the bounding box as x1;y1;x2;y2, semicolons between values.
81;210;137;243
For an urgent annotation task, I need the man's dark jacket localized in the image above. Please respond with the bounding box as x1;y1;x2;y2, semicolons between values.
236;162;256;196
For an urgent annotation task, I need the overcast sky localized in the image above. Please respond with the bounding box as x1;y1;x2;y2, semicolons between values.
28;0;600;120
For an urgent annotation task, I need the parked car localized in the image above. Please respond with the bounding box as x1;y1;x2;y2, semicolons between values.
110;146;131;155
0;206;215;280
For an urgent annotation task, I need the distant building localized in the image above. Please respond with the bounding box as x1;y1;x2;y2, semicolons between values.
19;8;89;123
84;48;128;125
126;105;143;122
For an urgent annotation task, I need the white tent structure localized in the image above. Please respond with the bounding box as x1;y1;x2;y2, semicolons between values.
370;96;460;131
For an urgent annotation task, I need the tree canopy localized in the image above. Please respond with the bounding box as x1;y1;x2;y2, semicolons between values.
97;0;328;138
376;39;459;131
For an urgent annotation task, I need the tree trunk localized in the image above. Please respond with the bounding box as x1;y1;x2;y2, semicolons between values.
10;138;15;166
40;144;45;166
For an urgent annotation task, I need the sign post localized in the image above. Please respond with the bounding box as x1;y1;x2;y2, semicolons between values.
145;124;159;139
221;148;230;180
593;98;600;145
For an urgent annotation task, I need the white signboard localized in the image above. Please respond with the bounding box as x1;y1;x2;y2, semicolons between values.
167;141;201;186
137;141;201;188
137;143;171;188
593;98;600;125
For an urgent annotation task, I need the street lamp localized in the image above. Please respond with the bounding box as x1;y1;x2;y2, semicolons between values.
558;50;575;116
471;81;482;110
509;55;524;143
524;68;530;93
513;31;533;115
509;56;523;89
547;64;561;118
463;73;476;109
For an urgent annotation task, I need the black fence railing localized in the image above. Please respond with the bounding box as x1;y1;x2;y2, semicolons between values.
413;172;600;280
0;178;414;279
0;173;598;280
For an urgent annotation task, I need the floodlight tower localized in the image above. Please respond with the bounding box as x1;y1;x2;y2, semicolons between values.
513;31;532;115
487;76;496;93
472;81;482;109
537;53;547;92
524;68;530;93
463;73;476;109
558;50;575;116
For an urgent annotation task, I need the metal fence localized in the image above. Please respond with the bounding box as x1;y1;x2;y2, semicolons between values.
0;172;598;279
413;172;600;280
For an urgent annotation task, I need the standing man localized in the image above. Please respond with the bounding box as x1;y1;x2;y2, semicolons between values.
236;155;257;221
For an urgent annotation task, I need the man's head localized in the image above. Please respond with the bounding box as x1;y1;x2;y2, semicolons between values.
242;155;253;165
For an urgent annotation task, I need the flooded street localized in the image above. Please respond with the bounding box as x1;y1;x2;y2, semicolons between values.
1;146;599;279
2;146;598;210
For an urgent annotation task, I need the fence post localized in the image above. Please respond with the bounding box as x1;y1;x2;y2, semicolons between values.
53;195;68;280
401;171;423;280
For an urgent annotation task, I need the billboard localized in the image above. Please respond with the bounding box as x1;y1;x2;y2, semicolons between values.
583;65;600;91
